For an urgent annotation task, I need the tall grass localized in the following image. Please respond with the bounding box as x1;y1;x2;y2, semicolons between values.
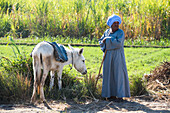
0;42;32;103
0;0;169;41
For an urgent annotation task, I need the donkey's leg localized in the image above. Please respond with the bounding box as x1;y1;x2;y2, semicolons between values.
57;67;63;90
40;56;51;102
31;79;37;103
49;70;55;90
40;70;49;102
31;56;41;103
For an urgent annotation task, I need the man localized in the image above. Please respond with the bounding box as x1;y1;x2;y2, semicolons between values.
99;14;131;101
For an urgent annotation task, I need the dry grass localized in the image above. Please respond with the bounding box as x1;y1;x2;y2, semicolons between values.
144;61;170;101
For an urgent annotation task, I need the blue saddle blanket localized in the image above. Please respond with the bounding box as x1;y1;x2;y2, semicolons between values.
48;42;68;62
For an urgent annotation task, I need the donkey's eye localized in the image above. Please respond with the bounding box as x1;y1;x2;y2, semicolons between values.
82;60;85;63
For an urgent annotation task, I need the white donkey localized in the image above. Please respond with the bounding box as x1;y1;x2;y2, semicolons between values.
30;41;87;103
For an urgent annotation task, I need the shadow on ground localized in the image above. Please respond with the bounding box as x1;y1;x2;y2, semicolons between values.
0;98;169;113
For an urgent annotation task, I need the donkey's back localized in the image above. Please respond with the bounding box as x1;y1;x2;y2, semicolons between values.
32;41;54;59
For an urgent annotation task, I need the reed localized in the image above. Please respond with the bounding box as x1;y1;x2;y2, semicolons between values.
0;0;169;40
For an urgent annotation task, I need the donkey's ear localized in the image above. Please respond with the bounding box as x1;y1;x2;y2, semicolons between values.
79;48;84;55
68;44;74;50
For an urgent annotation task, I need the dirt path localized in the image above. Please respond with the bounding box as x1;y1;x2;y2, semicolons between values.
0;98;169;113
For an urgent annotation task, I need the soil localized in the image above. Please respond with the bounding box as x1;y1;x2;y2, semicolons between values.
0;97;169;113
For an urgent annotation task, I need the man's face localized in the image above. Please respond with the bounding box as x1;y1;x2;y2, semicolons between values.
111;21;119;32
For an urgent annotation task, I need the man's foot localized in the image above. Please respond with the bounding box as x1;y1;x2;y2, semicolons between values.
116;98;124;102
107;96;117;101
110;96;117;99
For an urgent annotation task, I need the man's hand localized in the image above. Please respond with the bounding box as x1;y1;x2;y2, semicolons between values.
103;38;107;43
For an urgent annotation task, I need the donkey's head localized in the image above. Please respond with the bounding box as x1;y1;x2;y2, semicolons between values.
69;44;87;75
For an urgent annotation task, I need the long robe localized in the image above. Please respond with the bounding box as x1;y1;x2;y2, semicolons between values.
99;28;131;98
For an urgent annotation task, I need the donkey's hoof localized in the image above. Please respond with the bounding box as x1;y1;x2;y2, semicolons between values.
39;98;46;103
43;100;52;110
30;100;35;104
30;98;36;104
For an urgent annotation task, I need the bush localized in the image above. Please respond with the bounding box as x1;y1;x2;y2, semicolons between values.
130;75;148;96
0;55;99;103
0;56;32;103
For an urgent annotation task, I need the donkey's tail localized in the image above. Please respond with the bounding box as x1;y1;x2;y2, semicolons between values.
32;53;42;95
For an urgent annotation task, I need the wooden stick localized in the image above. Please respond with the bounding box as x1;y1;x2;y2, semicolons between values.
95;49;107;89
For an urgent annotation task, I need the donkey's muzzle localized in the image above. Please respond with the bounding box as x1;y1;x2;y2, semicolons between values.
82;70;87;75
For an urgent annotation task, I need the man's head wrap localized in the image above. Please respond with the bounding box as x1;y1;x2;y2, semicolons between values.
107;14;121;27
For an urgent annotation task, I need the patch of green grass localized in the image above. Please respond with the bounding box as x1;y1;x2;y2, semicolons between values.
0;45;169;77
125;48;170;77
